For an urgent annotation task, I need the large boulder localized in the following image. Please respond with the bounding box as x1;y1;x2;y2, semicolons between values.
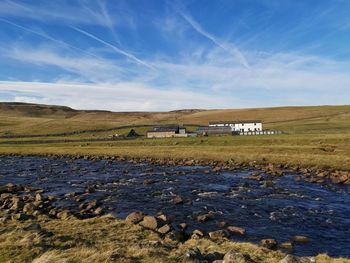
125;211;144;224
157;224;171;234
139;216;159;230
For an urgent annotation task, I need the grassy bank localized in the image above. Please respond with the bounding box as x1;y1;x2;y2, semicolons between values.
0;133;349;171
0;212;348;263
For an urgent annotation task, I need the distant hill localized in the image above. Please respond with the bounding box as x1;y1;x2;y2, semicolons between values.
0;102;77;118
0;102;349;135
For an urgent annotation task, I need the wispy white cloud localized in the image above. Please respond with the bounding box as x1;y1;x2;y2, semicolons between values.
0;18;102;60
0;81;231;111
0;0;118;27
0;1;349;110
2;40;350;109
71;27;155;70
176;8;250;69
1;46;123;83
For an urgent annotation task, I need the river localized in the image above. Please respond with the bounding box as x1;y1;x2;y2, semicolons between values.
0;156;349;257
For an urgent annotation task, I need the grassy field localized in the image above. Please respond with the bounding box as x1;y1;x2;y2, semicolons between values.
0;103;350;171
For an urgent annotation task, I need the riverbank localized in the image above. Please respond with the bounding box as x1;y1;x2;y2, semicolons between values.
0;135;349;185
0;182;349;263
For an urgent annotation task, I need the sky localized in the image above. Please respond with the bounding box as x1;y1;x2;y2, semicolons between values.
0;0;349;111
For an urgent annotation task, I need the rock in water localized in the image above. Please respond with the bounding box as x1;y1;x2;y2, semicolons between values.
173;195;184;204
280;242;294;250
196;213;212;222
157;213;171;223
260;238;278;249
292;235;309;243
227;226;246;236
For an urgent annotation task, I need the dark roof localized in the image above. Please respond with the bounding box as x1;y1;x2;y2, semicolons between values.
209;120;262;125
197;126;232;131
196;126;232;134
126;129;139;137
148;125;179;133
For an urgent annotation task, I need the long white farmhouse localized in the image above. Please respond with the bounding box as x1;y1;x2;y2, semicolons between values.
209;120;262;132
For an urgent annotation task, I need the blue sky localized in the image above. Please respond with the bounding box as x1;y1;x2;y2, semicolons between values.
0;0;349;111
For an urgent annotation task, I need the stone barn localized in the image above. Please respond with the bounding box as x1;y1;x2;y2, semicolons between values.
147;125;186;138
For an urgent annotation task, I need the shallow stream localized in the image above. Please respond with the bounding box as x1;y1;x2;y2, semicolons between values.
0;156;349;257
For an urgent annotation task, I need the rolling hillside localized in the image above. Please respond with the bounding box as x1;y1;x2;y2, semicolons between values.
0;102;350;136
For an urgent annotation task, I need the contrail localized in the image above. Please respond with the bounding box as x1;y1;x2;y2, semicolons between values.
178;11;250;69
71;26;155;70
0;18;101;60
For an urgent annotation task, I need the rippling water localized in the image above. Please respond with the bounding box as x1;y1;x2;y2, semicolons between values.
0;156;349;257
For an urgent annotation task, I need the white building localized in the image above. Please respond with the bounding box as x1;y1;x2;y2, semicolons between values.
208;120;263;132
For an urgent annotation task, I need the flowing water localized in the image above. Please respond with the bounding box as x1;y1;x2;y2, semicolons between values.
0;156;349;257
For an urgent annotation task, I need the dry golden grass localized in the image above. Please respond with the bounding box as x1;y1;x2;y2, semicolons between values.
1;132;350;170
1;103;350;135
1;213;349;263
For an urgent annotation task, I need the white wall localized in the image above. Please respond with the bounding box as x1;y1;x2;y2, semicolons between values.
209;122;262;132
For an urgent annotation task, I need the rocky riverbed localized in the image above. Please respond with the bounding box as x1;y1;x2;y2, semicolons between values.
0;155;349;258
